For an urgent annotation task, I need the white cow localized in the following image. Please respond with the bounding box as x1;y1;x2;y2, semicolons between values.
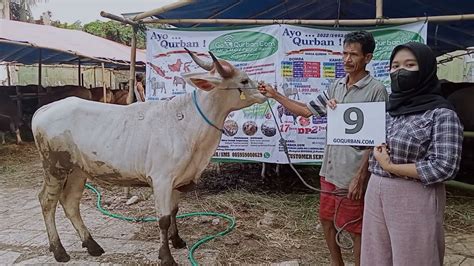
32;49;266;265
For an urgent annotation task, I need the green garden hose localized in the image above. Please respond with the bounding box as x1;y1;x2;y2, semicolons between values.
85;183;236;266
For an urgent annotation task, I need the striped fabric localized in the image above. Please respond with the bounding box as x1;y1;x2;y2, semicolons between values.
307;90;330;117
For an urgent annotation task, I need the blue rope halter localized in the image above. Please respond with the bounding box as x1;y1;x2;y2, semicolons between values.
192;90;229;136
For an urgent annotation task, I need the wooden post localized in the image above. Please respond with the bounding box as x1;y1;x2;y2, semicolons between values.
101;63;106;103
376;0;383;19
109;70;112;89
127;25;137;105
93;67;97;87
16;84;22;119
78;57;82;86
6;63;11;86
37;49;42;108
38;49;42;88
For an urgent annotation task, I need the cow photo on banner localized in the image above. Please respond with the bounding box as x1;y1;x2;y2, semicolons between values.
146;22;427;164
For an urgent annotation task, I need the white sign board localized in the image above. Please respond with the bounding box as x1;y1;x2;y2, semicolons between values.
327;102;386;146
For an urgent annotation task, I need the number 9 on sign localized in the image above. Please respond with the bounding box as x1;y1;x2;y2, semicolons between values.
343;107;364;134
326;102;386;147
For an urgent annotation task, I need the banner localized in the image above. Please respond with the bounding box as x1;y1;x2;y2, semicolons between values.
146;23;427;164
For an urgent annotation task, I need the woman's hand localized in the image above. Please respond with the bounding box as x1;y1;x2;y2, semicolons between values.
373;144;392;172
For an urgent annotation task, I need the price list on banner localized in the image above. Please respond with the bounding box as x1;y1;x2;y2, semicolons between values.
281;61;321;78
322;61;345;78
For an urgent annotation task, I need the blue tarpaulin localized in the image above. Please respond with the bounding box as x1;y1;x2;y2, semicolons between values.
150;0;474;55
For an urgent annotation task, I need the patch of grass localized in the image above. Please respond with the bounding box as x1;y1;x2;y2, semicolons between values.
0;165;16;174
445;189;474;233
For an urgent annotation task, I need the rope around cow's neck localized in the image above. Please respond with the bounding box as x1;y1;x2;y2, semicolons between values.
192;90;230;136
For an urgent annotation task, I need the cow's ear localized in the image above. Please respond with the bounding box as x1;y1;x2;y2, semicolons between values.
182;72;222;91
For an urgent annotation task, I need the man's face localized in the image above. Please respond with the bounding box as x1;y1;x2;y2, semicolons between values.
342;42;373;74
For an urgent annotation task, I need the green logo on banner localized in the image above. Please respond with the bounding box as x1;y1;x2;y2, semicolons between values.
372;29;424;60
264;152;271;158
209;31;278;61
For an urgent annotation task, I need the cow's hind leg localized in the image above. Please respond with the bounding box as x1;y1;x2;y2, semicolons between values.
170;191;186;249
9;121;22;144
59;169;104;257
15;128;22;144
38;173;69;262
154;180;178;266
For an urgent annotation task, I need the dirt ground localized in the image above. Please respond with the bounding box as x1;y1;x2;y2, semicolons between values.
1;142;473;265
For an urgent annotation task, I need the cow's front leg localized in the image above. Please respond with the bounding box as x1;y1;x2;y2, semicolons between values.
158;215;177;265
155;180;177;266
170;206;186;249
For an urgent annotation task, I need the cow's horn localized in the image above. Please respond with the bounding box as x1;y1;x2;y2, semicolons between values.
209;52;233;78
184;48;213;71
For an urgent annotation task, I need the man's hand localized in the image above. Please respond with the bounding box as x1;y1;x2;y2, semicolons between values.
347;168;368;200
258;82;279;98
327;98;338;110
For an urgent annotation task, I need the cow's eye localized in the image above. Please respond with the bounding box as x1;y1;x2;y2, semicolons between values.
241;79;249;85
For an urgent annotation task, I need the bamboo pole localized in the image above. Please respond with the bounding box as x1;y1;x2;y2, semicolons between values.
141;13;474;25
464;131;474;138
100;11;138;26
13;62;22;119
78;57;81;86
376;0;383;18
127;26;137;105
132;0;193;21
16;84;22;120
38;49;42;88
6;63;11;86
37;49;42;106
93;67;97;87
101;63;106;103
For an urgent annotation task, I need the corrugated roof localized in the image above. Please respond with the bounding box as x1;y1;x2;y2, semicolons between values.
0;19;146;67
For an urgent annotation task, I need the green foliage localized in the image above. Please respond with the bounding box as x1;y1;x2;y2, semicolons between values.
82;20;146;49
51;20;82;30
9;1;32;22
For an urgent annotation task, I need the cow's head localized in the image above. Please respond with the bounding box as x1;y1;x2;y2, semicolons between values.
183;49;267;110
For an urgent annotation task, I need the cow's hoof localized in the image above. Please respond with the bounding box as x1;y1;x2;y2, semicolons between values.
172;237;187;249
159;247;175;264
51;245;70;262
82;237;105;256
160;258;178;266
54;252;71;262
